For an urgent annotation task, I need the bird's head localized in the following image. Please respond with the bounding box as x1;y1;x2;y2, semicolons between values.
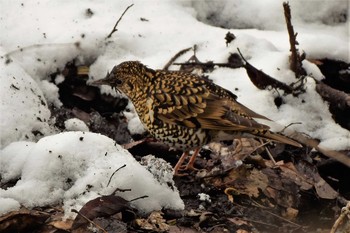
90;61;154;97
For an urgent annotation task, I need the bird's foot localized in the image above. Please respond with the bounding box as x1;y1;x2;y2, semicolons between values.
173;149;201;176
174;163;200;176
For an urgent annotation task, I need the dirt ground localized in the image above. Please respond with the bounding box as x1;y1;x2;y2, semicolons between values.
0;58;349;233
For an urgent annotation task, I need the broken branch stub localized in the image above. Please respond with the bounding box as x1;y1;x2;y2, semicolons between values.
283;2;306;79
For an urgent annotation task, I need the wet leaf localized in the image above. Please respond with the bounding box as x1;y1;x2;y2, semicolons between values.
0;209;50;233
72;195;131;230
296;161;338;199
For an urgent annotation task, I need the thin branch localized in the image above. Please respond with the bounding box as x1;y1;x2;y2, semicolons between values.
163;47;192;70
173;61;242;69
265;210;303;228
71;209;108;233
106;4;134;39
129;195;148;202
111;187;132;196
287;131;350;167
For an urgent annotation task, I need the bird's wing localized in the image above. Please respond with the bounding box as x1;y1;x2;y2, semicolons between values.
152;71;269;131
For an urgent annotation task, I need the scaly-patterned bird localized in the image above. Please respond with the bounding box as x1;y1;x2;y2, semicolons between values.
91;61;301;175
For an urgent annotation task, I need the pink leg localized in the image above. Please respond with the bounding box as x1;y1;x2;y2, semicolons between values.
185;148;200;170
174;151;189;176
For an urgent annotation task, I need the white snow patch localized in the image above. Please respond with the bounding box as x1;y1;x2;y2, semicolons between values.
0;132;184;218
198;193;211;203
64;118;89;132
0;198;21;215
0;141;35;182
302;60;325;81
39;79;63;107
0;57;54;148
124;102;146;135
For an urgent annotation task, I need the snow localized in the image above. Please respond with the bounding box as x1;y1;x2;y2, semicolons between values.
0;57;54;148
0;132;184;217
0;0;349;217
64;118;89;132
198;193;211;203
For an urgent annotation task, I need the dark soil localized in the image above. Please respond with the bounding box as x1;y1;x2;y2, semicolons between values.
1;59;349;233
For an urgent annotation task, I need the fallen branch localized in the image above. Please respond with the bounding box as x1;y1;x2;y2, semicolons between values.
316;81;350;111
286;130;350;168
106;4;134;39
283;2;305;79
173;61;242;70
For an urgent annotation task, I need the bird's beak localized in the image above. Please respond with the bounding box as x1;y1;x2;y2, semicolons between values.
89;71;112;86
90;78;109;86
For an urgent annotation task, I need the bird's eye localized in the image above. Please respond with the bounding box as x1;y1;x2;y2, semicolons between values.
116;79;123;85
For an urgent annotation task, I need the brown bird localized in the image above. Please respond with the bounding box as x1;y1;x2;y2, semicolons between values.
91;61;301;175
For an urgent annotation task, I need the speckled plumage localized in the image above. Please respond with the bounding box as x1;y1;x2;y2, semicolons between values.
92;61;301;173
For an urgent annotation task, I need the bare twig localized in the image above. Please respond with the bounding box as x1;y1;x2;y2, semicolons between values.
280;122;302;133
107;164;126;187
106;4;134;39
283;2;305;79
242;217;279;228
71;209;108;233
163;47;192;70
263;143;277;165
111;187;132;196
330;201;350;233
173;61;242;69
265;210;303;228
129;195;148;202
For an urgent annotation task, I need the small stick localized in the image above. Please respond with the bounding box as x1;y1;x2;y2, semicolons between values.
330;201;350;233
263;143;277;165
265;210;302;228
129;195;148;202
71;209;108;233
283;2;303;79
243;217;279;228
111;187;132;196
107;164;126;187
106;4;134;39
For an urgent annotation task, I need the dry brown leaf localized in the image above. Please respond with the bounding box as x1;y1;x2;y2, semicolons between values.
296;161;338;199
135;211;169;232
282;207;299;220
279;162;313;190
227;217;249;226
0;209;50;233
49;219;73;231
72;195;131;230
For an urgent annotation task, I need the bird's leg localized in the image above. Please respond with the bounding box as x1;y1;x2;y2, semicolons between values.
184;148;201;170
174;151;189;175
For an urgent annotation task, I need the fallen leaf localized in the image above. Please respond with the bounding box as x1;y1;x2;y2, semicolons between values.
72;195;132;230
135;211;169;232
0;209;50;233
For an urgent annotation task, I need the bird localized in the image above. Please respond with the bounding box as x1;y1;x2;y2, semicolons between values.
91;61;302;175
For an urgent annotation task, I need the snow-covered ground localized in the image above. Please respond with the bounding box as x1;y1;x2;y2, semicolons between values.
0;0;349;218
